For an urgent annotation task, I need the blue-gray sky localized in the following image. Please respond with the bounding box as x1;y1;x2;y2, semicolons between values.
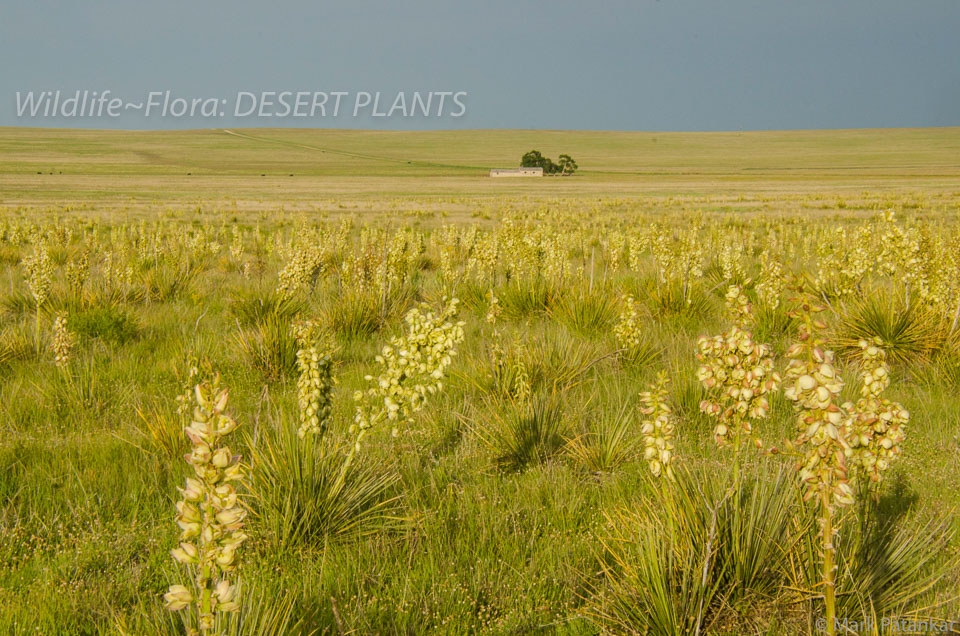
2;0;958;131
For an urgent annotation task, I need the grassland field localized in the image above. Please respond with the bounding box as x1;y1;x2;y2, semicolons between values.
1;126;960;635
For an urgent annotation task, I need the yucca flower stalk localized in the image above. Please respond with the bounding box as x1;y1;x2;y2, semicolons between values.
846;337;908;493
276;244;322;301
485;289;502;326
345;298;464;484
613;294;646;356
175;354;205;424
755;249;785;310
696;285;781;479
292;319;335;439
782;282;854;636
51;313;75;368
512;352;531;406
638;371;676;479
65;249;90;300
165;375;247;636
22;242;52;355
229;226;244;270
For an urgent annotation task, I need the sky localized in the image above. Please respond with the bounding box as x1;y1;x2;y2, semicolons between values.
2;0;958;131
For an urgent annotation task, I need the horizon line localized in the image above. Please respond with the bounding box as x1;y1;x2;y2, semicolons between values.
1;125;958;135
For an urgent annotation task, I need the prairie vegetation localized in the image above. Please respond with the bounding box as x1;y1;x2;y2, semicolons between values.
1;128;960;634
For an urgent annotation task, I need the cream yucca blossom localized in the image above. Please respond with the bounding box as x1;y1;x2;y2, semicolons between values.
696;286;781;451
65;249;90;298
845;337;908;487
783;300;853;507
229;226;244;262
176;355;204;423
471;233;499;282
23;241;53;354
638;371;676;479
276;242;323;301
23;242;53;308
718;239;745;282
627;233;646;274
755;250;784;310
542;235;571;284
613;295;645;352
814;226;871;299
782;283;854;633
875;210;927;308
605;230;625;273
641;223;704;303
352;298;465;446
292;319;335;439
649;226;672;283
485;290;502;326
166;375;247;634
51;313;75;368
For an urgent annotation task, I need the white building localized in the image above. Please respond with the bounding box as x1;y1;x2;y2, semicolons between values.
489;167;543;177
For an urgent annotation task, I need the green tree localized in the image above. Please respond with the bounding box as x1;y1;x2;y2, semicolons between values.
557;154;578;176
521;150;546;169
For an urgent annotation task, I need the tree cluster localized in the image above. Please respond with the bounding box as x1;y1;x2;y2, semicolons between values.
520;150;578;175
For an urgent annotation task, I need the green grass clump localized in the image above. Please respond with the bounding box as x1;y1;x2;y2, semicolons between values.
70;305;139;344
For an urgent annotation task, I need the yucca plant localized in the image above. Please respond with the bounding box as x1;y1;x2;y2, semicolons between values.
322;288;383;340
0;290;40;317
552;289;619;335
782;283;855;635
565;403;637;473
246;418;402;552
457;330;602;399
925;347;960;388
228;289;306;326
589;466;801;635
235;313;298;381
716;468;799;609
498;277;558;317
452;277;489;312
786;489;956;624
475;394;569;471
44;356;123;423
165;376;247;635
0;325;35;367
646;278;714;323
141;261;198;303
638;371;677;479
120;579;307;635
837;297;944;366
134;402;189;463
696;285;781;480
22;242;52;355
588;468;727;636
614;294;664;368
